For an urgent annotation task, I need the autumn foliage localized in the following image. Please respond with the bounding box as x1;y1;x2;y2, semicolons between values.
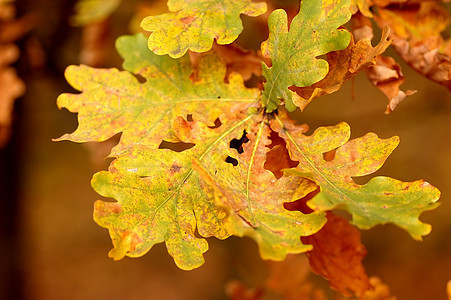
45;0;451;298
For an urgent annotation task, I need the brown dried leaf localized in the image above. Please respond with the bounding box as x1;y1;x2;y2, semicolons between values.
374;2;451;89
352;11;374;42
291;27;391;111
301;213;373;298
366;55;417;113
352;13;414;113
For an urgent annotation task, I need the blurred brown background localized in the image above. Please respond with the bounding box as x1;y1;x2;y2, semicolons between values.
1;0;450;299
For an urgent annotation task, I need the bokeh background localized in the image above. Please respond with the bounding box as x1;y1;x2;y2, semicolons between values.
1;0;450;299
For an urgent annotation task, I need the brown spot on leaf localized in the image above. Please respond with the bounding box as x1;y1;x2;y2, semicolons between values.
170;164;182;173
180;16;195;25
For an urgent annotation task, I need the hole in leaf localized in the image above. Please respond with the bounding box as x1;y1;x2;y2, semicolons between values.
225;156;238;166
133;73;147;83
264;130;299;178
323;149;337;161
230;130;249;154
186;114;193;122
158;140;195;152
284;185;320;214
208;118;222;129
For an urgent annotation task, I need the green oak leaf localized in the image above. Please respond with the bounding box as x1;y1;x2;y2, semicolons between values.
261;0;352;112
272;115;440;240
141;0;267;58
55;33;259;156
93;114;325;269
191;119;326;260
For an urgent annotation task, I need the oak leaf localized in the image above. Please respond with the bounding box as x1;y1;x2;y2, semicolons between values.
191;119;326;261
56;0;443;271
301;213;372;298
373;2;451;89
272;113;440;240
55;33;259;156
60;33;325;269
291;26;392;111
352;13;415;113
141;0;267;58
261;0;352;112
92;109;325;270
366;55;417;113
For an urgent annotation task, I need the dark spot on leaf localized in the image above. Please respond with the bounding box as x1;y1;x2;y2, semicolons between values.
217;95;221;99
225;156;238;166
186;114;193;122
111;204;124;214
180;16;195;25
159;140;195;152
170;164;182;173
208;118;222;129
230;130;249;154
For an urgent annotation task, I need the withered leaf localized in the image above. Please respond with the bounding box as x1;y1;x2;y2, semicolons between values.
301;213;372;298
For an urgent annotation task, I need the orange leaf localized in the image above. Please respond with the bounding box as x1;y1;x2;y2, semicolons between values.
374;2;451;89
366;55;416;113
301;213;373;298
291;26;392;111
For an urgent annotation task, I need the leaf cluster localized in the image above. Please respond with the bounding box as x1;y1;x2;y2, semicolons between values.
58;0;443;297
